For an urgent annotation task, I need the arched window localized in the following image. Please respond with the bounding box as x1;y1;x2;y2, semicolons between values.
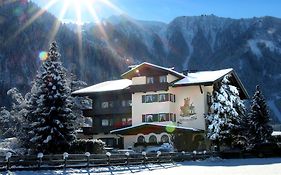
149;135;157;143
137;135;145;143
161;135;169;143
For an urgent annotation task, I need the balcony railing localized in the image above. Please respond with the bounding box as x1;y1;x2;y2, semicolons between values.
82;127;95;135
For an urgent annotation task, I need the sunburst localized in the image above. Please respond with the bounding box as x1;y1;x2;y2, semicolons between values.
9;0;125;62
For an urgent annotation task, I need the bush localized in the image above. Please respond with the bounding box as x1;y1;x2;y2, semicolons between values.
70;139;105;154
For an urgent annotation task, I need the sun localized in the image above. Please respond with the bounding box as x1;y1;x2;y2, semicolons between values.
10;0;125;63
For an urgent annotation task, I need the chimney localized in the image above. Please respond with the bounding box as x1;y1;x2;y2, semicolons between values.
182;70;189;76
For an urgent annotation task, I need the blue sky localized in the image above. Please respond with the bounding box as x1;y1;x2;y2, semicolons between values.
32;0;281;23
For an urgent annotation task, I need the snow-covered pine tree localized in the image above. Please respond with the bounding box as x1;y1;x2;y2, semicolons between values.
0;107;12;137
248;85;273;145
207;75;246;150
27;41;76;153
0;88;29;139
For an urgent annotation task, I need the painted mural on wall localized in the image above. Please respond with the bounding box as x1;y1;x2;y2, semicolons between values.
180;97;197;121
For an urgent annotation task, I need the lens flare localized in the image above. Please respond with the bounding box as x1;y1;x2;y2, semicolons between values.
39;51;48;61
165;124;176;133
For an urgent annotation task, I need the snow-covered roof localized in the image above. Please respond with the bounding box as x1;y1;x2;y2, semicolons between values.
272;131;281;136
121;62;185;79
173;68;233;86
110;123;203;135
72;79;132;95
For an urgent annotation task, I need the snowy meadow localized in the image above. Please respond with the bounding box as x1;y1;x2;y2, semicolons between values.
3;158;281;175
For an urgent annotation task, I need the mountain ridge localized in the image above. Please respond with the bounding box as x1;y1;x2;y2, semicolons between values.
0;1;280;123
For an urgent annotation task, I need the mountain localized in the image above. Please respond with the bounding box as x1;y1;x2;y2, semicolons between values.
0;1;281;122
0;1;127;107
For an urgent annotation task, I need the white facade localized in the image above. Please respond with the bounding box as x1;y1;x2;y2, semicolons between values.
75;62;248;150
131;75;213;130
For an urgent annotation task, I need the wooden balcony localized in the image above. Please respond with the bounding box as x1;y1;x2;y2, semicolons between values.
82;127;95;135
83;109;94;117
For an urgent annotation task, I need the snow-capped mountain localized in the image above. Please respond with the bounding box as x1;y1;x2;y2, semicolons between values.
86;14;281;122
0;1;281;122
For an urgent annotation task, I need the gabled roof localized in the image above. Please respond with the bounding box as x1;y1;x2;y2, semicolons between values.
173;68;233;86
72;79;132;95
121;62;185;79
110;123;203;135
173;68;249;99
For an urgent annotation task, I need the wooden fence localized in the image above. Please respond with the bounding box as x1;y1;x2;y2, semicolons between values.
0;151;213;171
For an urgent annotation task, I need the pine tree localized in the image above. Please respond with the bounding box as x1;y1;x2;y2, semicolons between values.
248;85;273;145
0;107;12;137
27;42;76;153
207;75;246;149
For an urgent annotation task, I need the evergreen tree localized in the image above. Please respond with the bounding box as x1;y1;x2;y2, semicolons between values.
0;107;12;137
248;85;273;145
207;75;246;149
27;42;76;153
0;88;29;139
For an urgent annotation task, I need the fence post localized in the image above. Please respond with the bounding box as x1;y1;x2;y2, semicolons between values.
85;152;90;168
142;151;146;164
5;152;12;170
63;152;69;169
181;151;185;161
106;152;111;165
125;152;130;165
203;150;207;159
192;150;197;161
37;153;43;168
156;151;161;163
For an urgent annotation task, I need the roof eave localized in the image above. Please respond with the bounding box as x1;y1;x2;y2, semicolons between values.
121;62;185;80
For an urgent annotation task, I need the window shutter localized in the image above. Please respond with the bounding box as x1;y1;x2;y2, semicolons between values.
142;95;145;103
142;115;145;122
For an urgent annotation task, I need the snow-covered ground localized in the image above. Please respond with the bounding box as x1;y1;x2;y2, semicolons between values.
5;158;281;175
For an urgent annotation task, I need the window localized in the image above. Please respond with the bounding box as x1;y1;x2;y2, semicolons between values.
144;94;158;103
121;117;132;126
159;113;166;122
102;119;113;126
101;102;109;109
159;75;167;83
137;135;145;143
122;100;132;107
170;94;176;102
122;118;127;126
159;93;168;102
161;135;169;143
83;117;93;127
142;113;176;122
101;101;114;108
122;100;126;107
102;119;109;126
169;113;176;122
145;114;154;122
142;93;175;103
109;101;114;108
127;118;132;125
146;76;154;84
149;135;157;143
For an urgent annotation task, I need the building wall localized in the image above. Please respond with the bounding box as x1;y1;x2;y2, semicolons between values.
169;85;213;130
132;90;175;125
132;76;146;85
123;132;172;150
167;74;178;83
131;83;213;130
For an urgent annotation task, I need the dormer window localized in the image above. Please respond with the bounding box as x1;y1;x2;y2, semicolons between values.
159;75;167;83
146;76;154;84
